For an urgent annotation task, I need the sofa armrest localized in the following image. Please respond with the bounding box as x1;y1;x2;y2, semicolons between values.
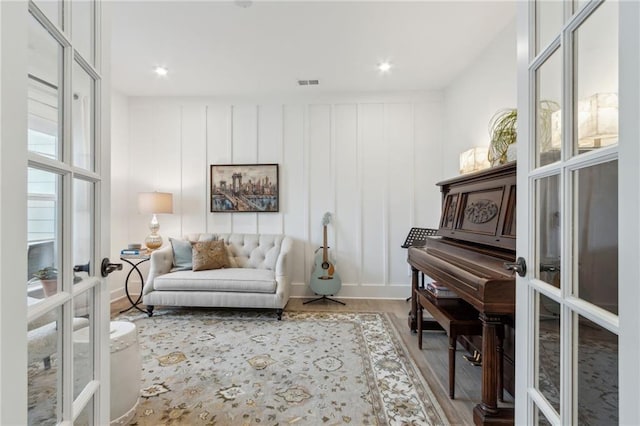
143;245;173;295
274;237;293;304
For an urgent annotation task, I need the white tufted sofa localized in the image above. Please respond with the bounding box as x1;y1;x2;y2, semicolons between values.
142;233;293;319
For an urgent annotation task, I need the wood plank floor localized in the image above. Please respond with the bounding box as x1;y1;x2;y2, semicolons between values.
110;296;509;425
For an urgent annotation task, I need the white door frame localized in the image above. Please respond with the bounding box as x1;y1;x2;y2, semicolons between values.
0;1;29;424
617;1;640;423
515;0;640;424
0;1;111;424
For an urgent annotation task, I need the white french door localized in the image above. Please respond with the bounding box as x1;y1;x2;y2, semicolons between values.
516;0;639;425
0;0;111;424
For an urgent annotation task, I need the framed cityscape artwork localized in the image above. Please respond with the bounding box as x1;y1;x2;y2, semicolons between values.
210;164;279;212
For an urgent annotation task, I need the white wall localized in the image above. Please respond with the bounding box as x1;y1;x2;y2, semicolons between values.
109;19;520;302
111;92;444;299
108;90;130;298
442;19;517;177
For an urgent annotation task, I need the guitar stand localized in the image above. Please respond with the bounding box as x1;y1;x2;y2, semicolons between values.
303;295;346;305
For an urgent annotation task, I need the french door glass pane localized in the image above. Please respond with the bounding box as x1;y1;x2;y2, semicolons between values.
28;13;62;161
71;0;94;65
573;160;618;314
535;175;560;288
576;314;618;425
26;0;104;423
27;306;62;425
73;178;94;275
536;49;562;167
72;62;95;171
535;0;563;55
73;288;94;399
27;168;61;298
536;293;561;413
573;0;618;154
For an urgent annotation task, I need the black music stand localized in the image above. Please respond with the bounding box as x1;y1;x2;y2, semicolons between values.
401;227;438;249
402;228;438;301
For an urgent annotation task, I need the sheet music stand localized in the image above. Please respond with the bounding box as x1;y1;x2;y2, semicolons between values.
402;228;438;300
401;227;438;249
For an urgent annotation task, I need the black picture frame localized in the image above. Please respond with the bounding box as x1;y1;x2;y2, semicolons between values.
210;164;279;213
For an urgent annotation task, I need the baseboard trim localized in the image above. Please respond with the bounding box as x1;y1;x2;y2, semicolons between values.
110;287;128;302
291;282;411;300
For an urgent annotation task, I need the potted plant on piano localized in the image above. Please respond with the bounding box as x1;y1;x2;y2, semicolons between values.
488;101;559;166
488;108;517;166
33;266;58;297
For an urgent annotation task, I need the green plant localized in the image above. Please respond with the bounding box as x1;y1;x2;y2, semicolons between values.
487;101;560;165
33;266;58;280
488;108;517;165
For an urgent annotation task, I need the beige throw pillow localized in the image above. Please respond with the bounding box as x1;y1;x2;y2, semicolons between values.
192;240;231;271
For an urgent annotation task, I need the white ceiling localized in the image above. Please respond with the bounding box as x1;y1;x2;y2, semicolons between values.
110;1;516;97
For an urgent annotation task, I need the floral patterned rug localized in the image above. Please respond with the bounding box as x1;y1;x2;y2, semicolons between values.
122;309;448;425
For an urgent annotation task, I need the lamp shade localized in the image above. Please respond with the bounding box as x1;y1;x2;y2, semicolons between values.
577;92;618;148
138;192;173;214
459;147;490;174
550;92;618;149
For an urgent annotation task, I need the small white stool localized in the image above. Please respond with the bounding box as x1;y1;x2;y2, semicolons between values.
74;321;140;424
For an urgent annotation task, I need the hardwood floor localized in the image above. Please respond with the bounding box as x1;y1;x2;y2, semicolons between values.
110;296;504;425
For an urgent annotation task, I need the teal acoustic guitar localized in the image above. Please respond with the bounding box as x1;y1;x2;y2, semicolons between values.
305;212;344;305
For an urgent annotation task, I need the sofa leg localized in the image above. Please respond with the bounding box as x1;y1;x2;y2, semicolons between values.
276;309;283;320
147;306;154;317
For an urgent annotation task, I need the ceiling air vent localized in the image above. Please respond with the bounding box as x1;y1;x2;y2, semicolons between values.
298;80;319;86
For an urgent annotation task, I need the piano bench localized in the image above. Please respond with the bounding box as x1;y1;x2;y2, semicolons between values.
415;288;483;399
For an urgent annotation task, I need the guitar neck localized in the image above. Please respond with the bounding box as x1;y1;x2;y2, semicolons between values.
322;225;328;262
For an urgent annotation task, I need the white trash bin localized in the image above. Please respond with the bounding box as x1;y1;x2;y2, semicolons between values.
74;321;140;424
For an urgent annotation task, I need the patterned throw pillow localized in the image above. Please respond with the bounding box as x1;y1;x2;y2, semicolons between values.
192;240;231;271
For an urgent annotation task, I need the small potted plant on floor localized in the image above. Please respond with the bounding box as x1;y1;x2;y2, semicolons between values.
34;266;58;297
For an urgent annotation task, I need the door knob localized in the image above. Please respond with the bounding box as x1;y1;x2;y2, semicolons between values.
101;258;123;277
504;257;527;277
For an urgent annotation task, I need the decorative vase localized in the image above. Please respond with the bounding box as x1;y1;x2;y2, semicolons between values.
41;279;58;297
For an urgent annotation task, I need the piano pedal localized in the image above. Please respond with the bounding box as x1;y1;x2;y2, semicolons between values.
463;350;482;366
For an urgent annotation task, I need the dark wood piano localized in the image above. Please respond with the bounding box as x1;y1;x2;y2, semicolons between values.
408;162;516;425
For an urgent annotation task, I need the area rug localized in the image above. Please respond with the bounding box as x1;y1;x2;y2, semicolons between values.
123;309;449;425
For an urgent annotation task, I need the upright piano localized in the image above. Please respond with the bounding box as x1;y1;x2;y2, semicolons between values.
408;162;516;425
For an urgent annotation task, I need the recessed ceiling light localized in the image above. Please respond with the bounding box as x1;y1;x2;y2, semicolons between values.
378;62;392;73
154;66;168;76
235;0;253;8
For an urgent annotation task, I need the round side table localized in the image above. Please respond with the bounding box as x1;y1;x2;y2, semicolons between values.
119;255;150;314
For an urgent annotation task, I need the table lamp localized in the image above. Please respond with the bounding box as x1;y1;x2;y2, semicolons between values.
577;92;618;148
550;92;618;150
138;191;173;250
